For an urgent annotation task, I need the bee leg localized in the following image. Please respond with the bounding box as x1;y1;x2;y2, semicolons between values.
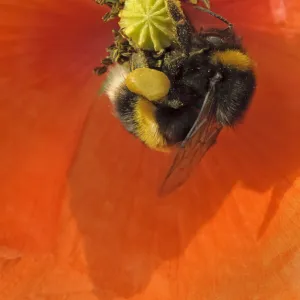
129;51;149;70
165;0;193;54
162;49;186;78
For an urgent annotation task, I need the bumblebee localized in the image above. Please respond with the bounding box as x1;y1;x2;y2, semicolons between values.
102;1;256;194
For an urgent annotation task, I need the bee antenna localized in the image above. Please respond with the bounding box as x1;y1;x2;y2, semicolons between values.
194;7;233;30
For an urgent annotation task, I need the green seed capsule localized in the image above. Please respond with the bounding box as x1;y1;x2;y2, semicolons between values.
119;0;177;51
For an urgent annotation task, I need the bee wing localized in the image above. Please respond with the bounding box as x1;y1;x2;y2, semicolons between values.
159;72;223;196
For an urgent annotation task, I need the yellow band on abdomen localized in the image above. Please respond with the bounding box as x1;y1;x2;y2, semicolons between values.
134;97;169;151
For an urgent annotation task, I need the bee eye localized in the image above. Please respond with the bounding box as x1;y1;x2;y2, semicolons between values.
125;68;171;102
206;36;224;46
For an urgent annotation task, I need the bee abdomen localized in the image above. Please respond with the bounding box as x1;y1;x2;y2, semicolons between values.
115;88;168;151
115;88;198;150
114;86;138;135
155;105;198;145
133;98;168;151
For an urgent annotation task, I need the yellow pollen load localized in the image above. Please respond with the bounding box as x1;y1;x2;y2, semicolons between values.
125;68;171;102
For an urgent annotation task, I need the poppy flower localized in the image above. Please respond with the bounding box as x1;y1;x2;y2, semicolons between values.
0;0;300;299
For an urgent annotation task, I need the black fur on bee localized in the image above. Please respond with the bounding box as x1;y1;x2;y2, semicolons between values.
100;2;257;194
103;3;256;152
